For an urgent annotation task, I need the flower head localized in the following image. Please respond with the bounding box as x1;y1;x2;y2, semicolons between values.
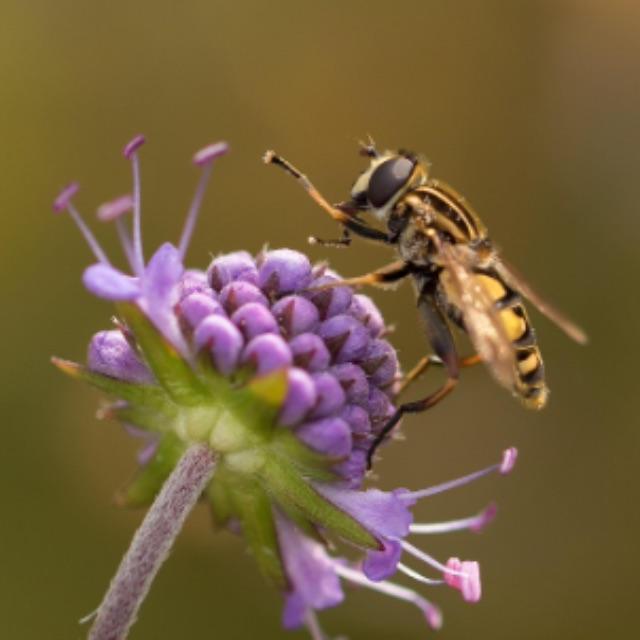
53;136;518;638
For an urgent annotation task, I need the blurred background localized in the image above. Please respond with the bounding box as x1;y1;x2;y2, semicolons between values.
1;1;638;638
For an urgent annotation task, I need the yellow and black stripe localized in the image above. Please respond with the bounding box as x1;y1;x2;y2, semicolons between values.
466;271;548;409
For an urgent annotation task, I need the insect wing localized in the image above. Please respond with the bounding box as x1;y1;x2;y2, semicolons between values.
493;258;588;344
438;243;517;389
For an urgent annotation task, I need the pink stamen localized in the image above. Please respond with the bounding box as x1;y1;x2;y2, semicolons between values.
444;558;482;603
401;447;518;502
334;563;442;630
53;182;80;213
97;195;134;222
396;562;444;586
500;447;518;475
410;502;497;535
57;191;111;266
303;609;327;640
97;195;136;270
123;134;145;159
192;141;229;167
123;137;145;275
399;540;465;576
178;142;229;260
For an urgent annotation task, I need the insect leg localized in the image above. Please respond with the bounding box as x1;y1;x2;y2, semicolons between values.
396;353;481;396
308;227;352;249
307;260;412;292
263;150;391;243
367;290;460;469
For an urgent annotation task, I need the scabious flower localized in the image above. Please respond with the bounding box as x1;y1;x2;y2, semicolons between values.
53;136;518;639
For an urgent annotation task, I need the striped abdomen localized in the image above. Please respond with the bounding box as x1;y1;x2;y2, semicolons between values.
443;270;548;409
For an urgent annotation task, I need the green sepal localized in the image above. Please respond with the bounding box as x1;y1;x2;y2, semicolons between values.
206;473;237;528
117;432;186;507
229;474;287;589
117;303;208;405
261;454;377;550
230;370;288;437
271;430;338;483
108;402;176;433
52;357;167;411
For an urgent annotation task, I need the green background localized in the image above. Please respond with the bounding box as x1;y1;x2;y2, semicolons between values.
1;1;638;638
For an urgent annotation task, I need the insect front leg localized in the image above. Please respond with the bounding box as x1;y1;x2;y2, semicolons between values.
306;260;413;292
263;150;391;244
308;227;352;249
367;290;460;469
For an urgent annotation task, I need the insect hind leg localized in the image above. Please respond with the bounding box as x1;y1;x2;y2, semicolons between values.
366;288;461;469
367;377;458;469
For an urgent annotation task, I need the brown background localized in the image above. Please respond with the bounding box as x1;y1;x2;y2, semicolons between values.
1;1;638;638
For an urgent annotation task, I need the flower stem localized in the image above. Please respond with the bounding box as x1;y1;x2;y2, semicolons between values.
88;444;216;640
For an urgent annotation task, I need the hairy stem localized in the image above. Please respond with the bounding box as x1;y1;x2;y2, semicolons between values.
88;443;216;640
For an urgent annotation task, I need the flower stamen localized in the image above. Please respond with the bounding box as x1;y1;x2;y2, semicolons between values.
97;195;136;270
53;183;111;266
396;562;444;586
178;142;229;261
410;502;497;535
334;563;442;630
401;447;518;502
123;134;146;275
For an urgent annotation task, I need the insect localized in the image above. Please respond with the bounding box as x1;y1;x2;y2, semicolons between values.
263;141;587;466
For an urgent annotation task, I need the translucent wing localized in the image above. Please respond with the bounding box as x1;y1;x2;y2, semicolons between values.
436;241;517;390
492;257;588;345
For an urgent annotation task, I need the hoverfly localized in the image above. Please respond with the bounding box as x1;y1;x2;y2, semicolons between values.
263;142;587;465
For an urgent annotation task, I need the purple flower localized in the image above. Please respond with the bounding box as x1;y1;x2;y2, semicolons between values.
53;136;518;640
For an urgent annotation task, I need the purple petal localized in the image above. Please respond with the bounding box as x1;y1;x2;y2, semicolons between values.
340;404;371;437
219;281;268;314
289;333;331;372
330;364;370;406
139;243;186;353
141;243;184;307
334;448;367;489
349;294;385;338
276;512;344;629
83;263;140;300
87;330;153;383
258;249;312;296
296;417;352;457
362;539;403;581
272;295;319;337
314;485;413;540
176;292;224;329
194;315;244;375
178;269;211;299
279;368;317;426
207;251;258;291
368;386;395;432
231;303;279;340
359;339;399;387
310;372;346;418
242;333;292;375
305;274;353;320
318;314;369;364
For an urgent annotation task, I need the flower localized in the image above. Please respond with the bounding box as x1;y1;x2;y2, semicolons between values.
53;136;518;639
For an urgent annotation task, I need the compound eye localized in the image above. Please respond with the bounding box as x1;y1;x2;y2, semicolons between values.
367;156;415;208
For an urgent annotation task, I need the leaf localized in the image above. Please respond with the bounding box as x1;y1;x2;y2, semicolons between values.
52;357;167;410
117;303;208;405
262;454;377;550
230;475;287;589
